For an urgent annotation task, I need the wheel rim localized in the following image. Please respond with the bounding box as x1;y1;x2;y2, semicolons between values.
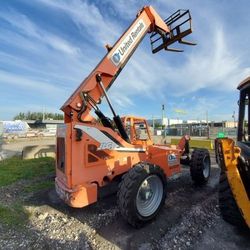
136;175;163;217
203;156;210;178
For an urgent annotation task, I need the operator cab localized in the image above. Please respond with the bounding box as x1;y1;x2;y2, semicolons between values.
237;77;250;145
122;116;153;146
236;77;250;197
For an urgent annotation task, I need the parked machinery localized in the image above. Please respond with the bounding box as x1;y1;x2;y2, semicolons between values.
215;77;250;229
56;6;211;227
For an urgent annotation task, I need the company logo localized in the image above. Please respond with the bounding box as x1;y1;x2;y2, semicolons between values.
168;154;177;161
168;154;178;166
112;53;120;64
110;19;145;66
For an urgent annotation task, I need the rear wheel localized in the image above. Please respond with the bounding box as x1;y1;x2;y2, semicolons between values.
190;149;211;184
219;171;246;227
117;162;167;228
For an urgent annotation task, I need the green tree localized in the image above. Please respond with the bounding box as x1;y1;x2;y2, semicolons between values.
154;122;162;129
13;111;64;120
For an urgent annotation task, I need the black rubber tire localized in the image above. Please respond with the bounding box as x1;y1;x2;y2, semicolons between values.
190;148;211;185
219;171;246;227
180;155;190;165
117;162;167;228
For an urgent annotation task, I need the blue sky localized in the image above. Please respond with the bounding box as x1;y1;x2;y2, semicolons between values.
1;0;250;121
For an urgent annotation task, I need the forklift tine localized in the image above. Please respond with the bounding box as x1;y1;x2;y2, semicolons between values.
150;9;195;54
179;39;197;46
165;47;184;52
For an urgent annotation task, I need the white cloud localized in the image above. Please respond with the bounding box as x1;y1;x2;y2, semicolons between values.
164;27;250;94
109;25;250;107
0;9;102;92
0;10;80;56
0;70;64;96
37;0;121;45
103;0;170;21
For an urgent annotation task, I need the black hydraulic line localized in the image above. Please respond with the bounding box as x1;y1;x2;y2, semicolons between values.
96;74;117;117
77;92;88;123
95;109;114;129
113;115;130;143
78;91;115;129
96;74;130;143
86;93;101;108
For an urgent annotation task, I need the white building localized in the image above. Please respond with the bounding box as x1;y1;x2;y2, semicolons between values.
148;117;209;127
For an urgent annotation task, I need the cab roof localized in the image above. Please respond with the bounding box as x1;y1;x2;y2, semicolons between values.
237;76;250;90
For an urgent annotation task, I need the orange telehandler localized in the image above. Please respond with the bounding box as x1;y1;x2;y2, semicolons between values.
56;6;211;227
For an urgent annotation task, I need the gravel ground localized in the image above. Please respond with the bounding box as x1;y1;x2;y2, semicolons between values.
0;140;250;249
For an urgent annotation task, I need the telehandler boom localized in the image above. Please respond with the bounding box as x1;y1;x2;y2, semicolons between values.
56;6;210;227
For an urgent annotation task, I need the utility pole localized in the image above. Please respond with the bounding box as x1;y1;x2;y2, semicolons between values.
162;104;165;128
42;107;45;121
162;104;166;137
232;110;236;128
206;110;209;138
152;115;155;131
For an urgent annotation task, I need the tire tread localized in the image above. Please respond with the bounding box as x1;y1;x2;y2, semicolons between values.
190;149;210;184
117;162;166;228
219;171;246;227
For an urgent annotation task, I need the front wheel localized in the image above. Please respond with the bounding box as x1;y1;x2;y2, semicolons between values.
190;149;211;185
117;162;167;228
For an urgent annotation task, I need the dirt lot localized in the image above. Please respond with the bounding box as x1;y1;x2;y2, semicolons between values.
0;139;249;249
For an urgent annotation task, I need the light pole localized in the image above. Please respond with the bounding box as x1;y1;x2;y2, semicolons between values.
152;115;155;131
206;110;209;138
232;111;236;128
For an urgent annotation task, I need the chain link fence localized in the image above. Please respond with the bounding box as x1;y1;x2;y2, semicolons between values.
160;125;237;139
208;127;237;139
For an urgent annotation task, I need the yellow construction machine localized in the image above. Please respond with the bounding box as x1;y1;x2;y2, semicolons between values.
215;77;250;229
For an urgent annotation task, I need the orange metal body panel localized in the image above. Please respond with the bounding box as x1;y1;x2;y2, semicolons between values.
57;122;146;184
148;145;182;177
55;177;98;208
56;119;183;208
